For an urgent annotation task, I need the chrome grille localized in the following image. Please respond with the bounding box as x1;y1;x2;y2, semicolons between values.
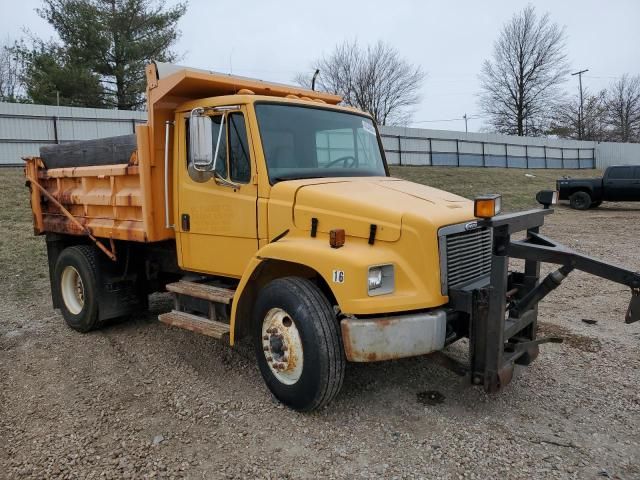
439;225;492;293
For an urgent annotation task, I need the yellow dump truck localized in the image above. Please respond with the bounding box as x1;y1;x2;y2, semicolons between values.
24;62;640;411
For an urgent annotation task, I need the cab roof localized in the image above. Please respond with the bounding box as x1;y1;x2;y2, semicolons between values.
176;94;370;118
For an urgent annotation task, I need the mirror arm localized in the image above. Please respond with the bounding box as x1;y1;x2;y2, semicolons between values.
210;112;226;172
214;172;241;189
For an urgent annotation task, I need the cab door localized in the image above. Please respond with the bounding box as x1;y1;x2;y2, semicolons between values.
176;107;258;277
633;167;640;200
605;166;635;201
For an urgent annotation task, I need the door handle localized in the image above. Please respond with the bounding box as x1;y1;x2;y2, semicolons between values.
181;213;190;231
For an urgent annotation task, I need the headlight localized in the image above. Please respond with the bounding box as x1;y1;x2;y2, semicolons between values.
368;268;383;290
367;264;394;296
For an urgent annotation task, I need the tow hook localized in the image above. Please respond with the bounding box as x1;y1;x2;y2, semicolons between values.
626;288;640;324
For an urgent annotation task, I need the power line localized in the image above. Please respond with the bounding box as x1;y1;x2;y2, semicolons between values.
412;114;487;124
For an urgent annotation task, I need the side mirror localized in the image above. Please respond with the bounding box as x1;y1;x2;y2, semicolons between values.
189;110;213;170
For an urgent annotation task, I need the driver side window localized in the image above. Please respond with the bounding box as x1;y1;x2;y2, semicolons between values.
211;115;228;178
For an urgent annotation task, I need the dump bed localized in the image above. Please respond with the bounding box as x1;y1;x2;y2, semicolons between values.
24;128;171;243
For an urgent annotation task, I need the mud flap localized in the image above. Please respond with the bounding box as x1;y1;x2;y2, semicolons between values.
626;289;640;324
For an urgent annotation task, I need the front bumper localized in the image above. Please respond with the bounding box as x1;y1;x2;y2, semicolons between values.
340;310;447;362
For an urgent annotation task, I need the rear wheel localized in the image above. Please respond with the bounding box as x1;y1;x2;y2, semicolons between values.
569;191;591;210
252;277;345;411
54;245;101;332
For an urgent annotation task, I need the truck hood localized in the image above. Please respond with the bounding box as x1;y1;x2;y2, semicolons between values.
270;177;476;242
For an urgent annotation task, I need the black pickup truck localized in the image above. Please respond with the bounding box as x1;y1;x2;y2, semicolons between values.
557;165;640;209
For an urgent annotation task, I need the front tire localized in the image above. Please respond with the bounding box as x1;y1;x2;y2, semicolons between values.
252;277;345;411
54;245;101;333
569;191;591;210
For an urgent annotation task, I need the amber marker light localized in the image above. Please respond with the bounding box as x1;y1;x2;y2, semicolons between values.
474;194;502;219
329;229;345;248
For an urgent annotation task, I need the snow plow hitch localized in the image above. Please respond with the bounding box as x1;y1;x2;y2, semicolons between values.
508;230;640;323
448;207;640;394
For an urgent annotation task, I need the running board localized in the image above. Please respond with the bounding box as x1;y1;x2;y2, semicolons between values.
166;281;235;304
158;310;230;339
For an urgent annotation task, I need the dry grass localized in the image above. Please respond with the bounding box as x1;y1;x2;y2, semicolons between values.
0;167;48;300
390;166;600;211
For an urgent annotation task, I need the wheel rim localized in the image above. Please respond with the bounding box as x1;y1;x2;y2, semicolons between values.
574;195;588;208
261;308;303;385
61;266;85;315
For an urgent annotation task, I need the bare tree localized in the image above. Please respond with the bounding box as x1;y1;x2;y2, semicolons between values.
0;37;24;102
550;89;608;141
605;74;640;143
295;40;425;126
479;5;569;136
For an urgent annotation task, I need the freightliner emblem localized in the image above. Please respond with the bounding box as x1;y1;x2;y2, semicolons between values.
464;221;479;231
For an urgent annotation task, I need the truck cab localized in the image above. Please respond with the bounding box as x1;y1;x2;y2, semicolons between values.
173;93;479;313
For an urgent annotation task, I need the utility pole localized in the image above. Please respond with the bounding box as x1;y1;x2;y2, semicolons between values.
571;69;589;140
463;113;468;133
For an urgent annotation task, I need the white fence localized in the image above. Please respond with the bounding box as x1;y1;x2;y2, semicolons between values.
378;126;640;170
594;142;640;169
0;102;146;166
1;101;639;168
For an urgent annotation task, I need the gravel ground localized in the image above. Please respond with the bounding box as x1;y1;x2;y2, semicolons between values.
1;196;639;478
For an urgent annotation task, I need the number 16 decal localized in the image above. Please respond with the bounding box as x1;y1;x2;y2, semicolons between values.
332;270;345;284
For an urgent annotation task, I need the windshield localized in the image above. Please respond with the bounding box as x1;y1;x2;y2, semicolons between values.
254;103;387;183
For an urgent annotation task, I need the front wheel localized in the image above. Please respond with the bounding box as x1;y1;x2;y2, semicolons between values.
252;277;345;411
569;191;592;210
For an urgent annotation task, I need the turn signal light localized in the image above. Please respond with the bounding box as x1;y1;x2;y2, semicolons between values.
474;194;502;219
330;229;345;248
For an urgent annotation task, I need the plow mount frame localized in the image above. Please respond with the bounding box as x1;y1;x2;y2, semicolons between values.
448;208;640;394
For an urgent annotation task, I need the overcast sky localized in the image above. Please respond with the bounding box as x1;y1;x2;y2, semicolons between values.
2;0;639;131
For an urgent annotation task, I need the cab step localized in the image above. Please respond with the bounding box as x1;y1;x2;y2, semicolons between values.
158;310;230;339
165;281;235;304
